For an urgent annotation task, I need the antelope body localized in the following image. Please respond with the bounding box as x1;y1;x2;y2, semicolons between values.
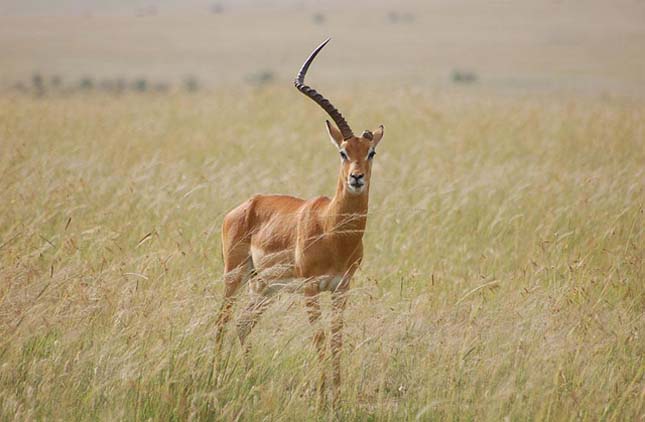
214;39;384;404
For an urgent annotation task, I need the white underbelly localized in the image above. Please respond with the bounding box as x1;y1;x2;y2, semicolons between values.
252;275;345;296
265;276;343;293
250;242;345;294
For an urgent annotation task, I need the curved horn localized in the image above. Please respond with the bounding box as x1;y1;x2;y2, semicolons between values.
294;38;354;140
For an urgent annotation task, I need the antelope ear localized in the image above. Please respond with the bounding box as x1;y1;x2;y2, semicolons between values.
372;125;384;147
325;120;344;149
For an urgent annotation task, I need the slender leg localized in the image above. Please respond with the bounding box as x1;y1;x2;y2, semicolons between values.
304;289;327;406
331;290;347;407
215;209;252;353
214;263;248;353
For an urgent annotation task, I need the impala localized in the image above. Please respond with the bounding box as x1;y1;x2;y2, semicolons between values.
214;39;384;404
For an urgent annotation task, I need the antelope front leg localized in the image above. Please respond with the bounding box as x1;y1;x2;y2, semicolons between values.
331;290;347;407
304;288;326;406
214;264;247;354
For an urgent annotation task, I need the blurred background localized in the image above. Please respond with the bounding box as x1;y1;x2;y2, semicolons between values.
2;2;644;420
2;0;644;98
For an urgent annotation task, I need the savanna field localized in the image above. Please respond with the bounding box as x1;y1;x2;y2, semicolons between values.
0;87;643;420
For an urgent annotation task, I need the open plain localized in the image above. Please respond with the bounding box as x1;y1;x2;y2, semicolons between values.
1;1;644;420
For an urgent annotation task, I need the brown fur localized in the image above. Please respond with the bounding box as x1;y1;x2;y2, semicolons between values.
214;122;384;405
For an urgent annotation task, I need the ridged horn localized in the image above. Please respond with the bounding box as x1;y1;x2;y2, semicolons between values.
294;38;354;140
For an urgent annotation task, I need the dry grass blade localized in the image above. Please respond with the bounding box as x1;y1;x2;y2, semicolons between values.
456;280;501;305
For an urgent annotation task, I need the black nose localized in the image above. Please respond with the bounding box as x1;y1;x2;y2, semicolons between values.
350;173;364;181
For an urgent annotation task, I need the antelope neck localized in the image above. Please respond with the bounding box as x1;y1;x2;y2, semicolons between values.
324;168;369;235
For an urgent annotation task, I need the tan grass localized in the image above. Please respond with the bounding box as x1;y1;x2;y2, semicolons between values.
0;88;643;420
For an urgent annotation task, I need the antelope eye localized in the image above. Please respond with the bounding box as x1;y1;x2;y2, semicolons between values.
340;151;348;161
368;150;376;160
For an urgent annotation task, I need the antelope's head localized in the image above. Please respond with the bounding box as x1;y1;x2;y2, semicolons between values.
295;39;385;196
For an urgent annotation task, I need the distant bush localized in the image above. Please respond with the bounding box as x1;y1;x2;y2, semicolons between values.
451;69;478;84
32;73;45;97
136;6;157;17
210;3;224;14
246;70;275;86
8;74;197;96
387;11;415;24
312;13;325;25
79;77;94;91
183;76;200;93
132;78;148;92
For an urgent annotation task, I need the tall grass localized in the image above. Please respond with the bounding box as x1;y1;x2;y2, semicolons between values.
0;88;643;420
